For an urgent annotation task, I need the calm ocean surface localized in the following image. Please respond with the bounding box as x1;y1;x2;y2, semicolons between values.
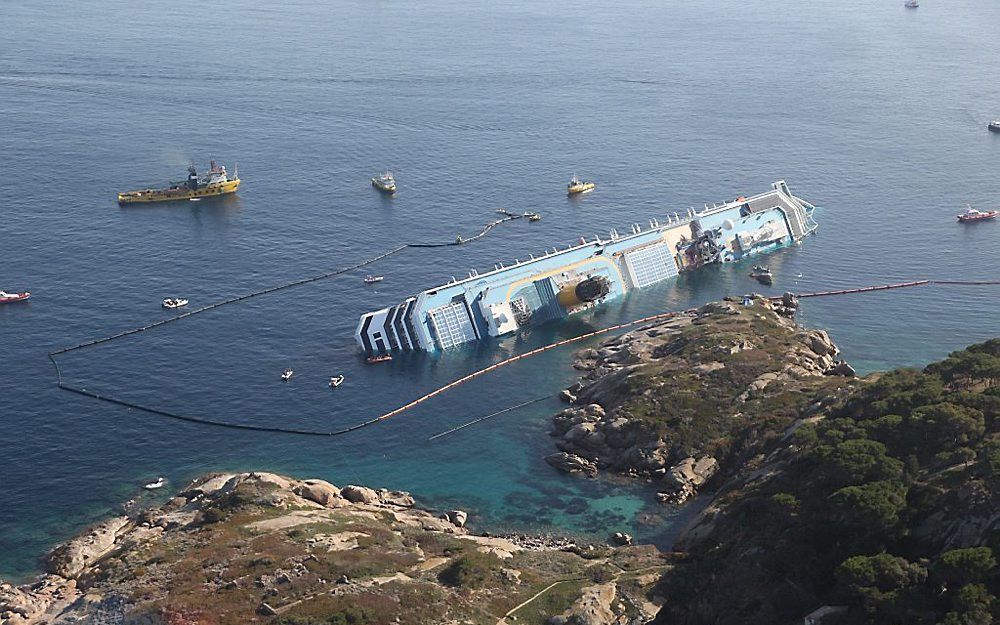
2;0;999;580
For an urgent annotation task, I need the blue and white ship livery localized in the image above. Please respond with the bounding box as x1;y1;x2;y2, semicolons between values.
356;181;817;355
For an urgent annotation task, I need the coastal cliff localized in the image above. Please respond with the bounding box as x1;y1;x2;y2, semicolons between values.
543;298;999;624
651;338;1000;625
547;296;857;504
0;473;667;625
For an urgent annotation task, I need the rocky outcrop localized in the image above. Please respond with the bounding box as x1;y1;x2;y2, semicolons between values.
443;510;468;528
341;484;379;504
1;472;669;625
549;582;617;625
377;488;415;507
0;576;78;625
651;338;1000;625
545;452;599;477
0;473;458;625
293;479;341;506
46;516;131;579
657;456;719;505
547;299;853;505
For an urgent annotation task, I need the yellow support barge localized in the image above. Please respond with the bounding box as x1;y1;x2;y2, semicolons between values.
118;161;240;205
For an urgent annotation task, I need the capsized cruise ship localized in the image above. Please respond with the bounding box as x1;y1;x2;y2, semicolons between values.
356;181;817;355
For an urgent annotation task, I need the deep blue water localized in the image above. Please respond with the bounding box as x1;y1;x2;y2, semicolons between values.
2;0;999;581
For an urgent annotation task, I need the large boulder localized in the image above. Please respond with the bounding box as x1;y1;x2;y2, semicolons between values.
660;456;719;505
293;480;341;506
443;510;468;528
187;473;240;497
563;422;607;451
341;485;379;504
247;472;295;491
827;360;857;377
639;444;672;472
545;452;599;478
377;489;415;507
602;418;637;449
807;330;838;357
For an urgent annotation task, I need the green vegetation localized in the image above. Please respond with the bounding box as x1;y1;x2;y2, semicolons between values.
654;339;1000;625
437;550;503;589
274;605;374;625
512;580;589;625
615;305;853;466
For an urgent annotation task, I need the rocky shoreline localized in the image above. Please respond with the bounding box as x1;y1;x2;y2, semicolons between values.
546;295;857;504
1;296;877;625
0;473;462;625
1;472;666;625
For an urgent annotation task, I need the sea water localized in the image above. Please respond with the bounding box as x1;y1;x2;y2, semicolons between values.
1;0;999;580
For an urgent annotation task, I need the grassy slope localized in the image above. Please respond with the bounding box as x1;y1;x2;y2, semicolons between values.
652;339;1000;625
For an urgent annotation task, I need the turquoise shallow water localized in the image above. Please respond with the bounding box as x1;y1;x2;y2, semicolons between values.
2;0;1000;581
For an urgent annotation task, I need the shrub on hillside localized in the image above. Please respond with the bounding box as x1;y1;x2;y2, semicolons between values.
438;551;501;589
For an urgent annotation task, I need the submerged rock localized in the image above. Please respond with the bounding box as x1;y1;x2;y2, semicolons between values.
545;452;599;478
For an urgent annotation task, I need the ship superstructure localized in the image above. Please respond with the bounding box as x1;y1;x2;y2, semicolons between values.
356;181;817;356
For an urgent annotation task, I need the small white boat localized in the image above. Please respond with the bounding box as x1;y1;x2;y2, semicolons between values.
904;0;918;7
0;290;31;304
750;265;774;286
162;298;189;309
957;205;999;222
989;121;1000;133
363;275;384;284
329;374;345;388
144;477;166;490
281;368;294;381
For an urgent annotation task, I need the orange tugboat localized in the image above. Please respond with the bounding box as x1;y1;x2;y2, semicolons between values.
118;161;240;205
